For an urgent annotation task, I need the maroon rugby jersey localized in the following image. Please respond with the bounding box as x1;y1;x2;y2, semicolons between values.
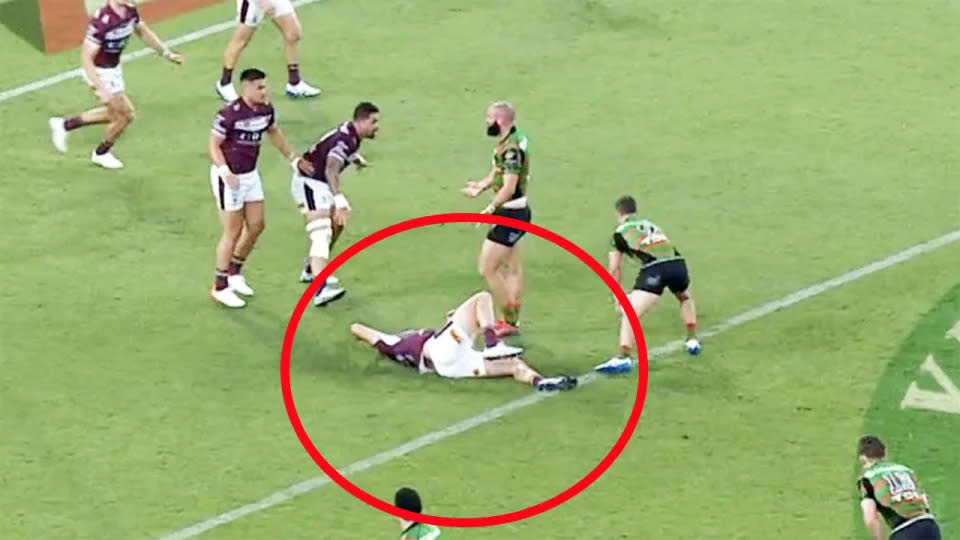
375;329;436;372
300;122;362;183
211;99;276;174
85;2;140;68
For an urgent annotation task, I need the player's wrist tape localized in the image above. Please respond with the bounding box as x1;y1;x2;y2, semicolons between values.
334;194;350;209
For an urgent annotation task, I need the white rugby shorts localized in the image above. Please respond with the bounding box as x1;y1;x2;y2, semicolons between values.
210;165;264;212
290;172;334;214
424;323;487;379
82;66;125;95
237;0;295;26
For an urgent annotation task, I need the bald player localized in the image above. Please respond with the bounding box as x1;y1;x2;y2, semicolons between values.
461;101;531;338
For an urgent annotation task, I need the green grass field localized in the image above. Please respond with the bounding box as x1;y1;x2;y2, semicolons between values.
1;0;958;538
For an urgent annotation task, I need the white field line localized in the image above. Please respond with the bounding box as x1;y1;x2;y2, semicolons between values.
154;229;960;539
0;0;325;104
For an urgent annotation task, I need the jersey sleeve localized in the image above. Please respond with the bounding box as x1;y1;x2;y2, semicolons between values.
501;147;523;174
85;15;102;45
611;232;629;253
858;477;876;501
211;113;230;138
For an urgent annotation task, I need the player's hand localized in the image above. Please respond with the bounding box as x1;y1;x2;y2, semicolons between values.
296;158;315;176
333;208;351;227
257;0;276;15
461;181;483;198
224;172;240;189
351;154;369;169
163;50;184;65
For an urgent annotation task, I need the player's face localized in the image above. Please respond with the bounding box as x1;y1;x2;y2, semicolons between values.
242;78;269;105
357;113;380;139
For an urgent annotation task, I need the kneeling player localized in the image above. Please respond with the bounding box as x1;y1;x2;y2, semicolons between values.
594;195;701;374
350;291;577;392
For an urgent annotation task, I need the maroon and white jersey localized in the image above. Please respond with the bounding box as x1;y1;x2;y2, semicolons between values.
300;122;362;183
85;2;140;68
374;329;436;372
211;99;276;175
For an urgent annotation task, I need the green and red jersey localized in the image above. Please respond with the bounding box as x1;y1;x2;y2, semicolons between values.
858;461;933;530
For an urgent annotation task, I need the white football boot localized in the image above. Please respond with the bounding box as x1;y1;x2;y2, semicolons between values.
91;150;123;169
227;274;254;296
482;342;524;360
48;117;68;153
211;287;245;308
313;285;346;307
286;80;321;98
593;356;633;374
216;81;239;102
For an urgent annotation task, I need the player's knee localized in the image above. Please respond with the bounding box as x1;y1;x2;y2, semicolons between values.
283;27;301;43
248;218;265;236
306;217;332;259
475;291;493;306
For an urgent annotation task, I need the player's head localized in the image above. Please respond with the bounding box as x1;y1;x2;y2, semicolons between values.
239;68;269;105
486;100;515;137
395;487;422;520
614;195;637;221
857;435;886;467
353;102;380;139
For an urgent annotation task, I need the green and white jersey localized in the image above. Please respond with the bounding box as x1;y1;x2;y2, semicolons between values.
858;461;933;530
401;522;442;539
491;126;530;202
611;216;683;267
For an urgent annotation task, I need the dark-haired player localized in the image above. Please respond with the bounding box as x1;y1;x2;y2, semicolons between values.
394;487;441;539
215;0;321;101
208;68;306;308
857;435;941;540
291;102;379;307
350;291;577;392
595;195;701;374
461;101;530;337
49;0;183;169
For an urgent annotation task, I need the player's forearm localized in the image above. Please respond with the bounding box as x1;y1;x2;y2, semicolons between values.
208;137;228;168
488;176;517;208
862;516;884;540
326;168;342;195
81;46;102;89
268;129;297;163
136;24;171;57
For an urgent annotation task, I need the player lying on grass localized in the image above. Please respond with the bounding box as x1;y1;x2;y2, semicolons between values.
349;291;577;392
594;195;702;374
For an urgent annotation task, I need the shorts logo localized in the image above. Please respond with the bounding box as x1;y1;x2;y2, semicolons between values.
645;274;661;286
507;232;522;244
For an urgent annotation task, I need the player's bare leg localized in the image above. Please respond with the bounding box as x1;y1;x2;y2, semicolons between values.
304;207;346;306
48;106;110;153
211;208;246;308
482;355;577;392
448;291;523;359
595;289;661;373
90;94;135;169
273;14;321;98
498;243;525;336
675;288;702;355
477;240;513;331
349;323;389;346
225;200;265;296
216;25;255;102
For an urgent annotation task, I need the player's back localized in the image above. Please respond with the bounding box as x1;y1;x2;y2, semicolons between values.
613;217;681;264
858;460;933;530
301;121;361;181
402;523;442;539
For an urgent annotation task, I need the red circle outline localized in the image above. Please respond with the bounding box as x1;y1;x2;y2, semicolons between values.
281;212;648;527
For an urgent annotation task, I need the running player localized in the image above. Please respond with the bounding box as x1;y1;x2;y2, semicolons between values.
208;68;307;308
48;0;183;169
350;291;577;392
461;101;530;337
291;102;379;306
594;195;701;374
215;0;320;101
857;435;941;540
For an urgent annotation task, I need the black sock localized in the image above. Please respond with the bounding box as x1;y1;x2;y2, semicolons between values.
220;67;233;86
287;63;301;85
214;270;229;291
95;140;114;156
228;255;245;275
